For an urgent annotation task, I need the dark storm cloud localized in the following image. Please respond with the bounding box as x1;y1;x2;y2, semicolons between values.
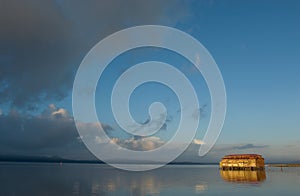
0;0;192;160
0;108;75;155
232;144;269;150
0;105;113;158
0;0;73;107
0;0;189;108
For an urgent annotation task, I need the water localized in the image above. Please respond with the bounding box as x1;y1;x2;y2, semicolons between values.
0;163;299;195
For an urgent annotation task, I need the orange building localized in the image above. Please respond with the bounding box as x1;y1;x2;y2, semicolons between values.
220;154;265;170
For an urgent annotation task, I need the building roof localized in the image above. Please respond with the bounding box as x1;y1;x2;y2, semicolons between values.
222;154;263;159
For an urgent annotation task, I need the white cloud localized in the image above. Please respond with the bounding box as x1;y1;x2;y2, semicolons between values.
121;136;165;151
125;136;165;151
94;135;165;151
41;104;71;119
51;108;69;118
193;138;205;145
95;136;106;144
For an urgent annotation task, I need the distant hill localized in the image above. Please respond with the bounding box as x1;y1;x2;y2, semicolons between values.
290;160;300;164
0;155;217;165
0;155;104;164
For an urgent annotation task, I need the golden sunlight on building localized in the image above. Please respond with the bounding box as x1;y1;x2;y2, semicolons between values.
220;154;265;170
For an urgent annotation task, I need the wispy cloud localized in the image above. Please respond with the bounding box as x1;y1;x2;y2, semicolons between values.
192;104;208;120
232;144;269;150
130;113;172;134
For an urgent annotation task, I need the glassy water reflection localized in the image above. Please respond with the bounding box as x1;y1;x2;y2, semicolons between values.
220;170;266;183
0;163;299;195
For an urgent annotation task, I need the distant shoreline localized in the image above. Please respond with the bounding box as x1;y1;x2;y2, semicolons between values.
0;155;299;166
267;164;300;167
0;159;218;165
0;161;218;166
2;161;300;167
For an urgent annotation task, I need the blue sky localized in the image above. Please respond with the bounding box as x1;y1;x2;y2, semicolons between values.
0;0;299;163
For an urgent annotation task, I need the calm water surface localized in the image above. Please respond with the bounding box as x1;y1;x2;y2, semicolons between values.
0;163;299;196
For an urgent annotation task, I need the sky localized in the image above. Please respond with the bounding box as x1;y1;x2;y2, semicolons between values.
0;0;299;163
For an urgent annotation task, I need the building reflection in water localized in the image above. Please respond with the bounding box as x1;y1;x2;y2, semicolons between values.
220;169;266;183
